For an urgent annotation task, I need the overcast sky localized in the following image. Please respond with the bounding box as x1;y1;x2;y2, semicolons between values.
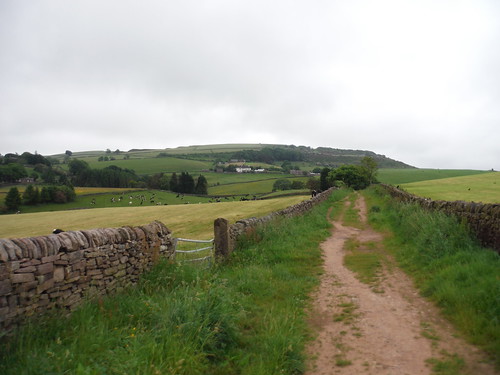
1;0;499;169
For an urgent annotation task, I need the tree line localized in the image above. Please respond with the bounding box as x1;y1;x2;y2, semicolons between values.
319;156;378;191
4;185;76;211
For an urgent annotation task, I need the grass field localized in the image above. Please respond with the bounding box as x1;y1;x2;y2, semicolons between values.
0;195;307;239
80;157;212;174
0;190;339;374
208;176;310;195
377;168;490;185
51;144;267;160
13;190;218;214
400;172;500;203
203;172;286;186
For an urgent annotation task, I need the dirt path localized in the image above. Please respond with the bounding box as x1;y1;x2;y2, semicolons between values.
305;193;496;375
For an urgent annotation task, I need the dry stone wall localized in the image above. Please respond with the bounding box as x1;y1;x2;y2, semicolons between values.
382;184;500;252
227;188;334;253
0;221;174;332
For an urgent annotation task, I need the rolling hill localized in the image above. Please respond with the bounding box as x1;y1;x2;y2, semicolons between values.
50;143;414;176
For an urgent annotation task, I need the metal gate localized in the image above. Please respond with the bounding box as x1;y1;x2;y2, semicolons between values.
173;237;214;266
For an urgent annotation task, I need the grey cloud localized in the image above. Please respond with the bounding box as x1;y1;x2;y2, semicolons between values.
0;0;499;170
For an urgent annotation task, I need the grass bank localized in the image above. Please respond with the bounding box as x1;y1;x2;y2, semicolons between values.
364;186;500;367
0;189;350;374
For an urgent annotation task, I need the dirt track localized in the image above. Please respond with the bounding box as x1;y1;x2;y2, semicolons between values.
305;194;496;375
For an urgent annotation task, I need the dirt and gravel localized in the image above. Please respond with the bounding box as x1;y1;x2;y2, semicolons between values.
305;194;496;375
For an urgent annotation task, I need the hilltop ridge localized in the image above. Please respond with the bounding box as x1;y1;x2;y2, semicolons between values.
51;143;414;169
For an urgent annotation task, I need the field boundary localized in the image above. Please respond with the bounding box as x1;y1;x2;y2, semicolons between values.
0;189;332;332
382;184;500;252
213;188;335;257
0;221;174;332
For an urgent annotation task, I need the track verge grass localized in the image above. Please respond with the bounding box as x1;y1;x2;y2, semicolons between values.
0;189;350;374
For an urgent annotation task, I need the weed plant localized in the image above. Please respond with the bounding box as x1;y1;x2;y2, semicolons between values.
364;186;500;366
0;189;350;374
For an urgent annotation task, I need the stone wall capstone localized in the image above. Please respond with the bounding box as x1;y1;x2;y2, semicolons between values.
382;184;500;252
0;221;174;332
226;188;335;254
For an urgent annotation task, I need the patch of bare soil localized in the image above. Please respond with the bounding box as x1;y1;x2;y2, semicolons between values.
305;194;496;375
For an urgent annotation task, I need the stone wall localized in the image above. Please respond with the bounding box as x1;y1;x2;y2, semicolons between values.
225;188;334;254
0;221;174;332
382;184;500;252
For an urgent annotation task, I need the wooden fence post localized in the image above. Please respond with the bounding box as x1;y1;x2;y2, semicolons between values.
214;218;230;259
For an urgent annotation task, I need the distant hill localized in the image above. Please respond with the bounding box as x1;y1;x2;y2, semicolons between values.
52;144;413;170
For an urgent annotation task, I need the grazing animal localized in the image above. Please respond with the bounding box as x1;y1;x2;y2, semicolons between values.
53;229;64;234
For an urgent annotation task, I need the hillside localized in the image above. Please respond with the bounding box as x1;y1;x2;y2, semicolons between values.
50;144;413;174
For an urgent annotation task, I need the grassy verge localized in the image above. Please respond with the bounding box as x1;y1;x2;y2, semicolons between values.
0;189;348;374
364;186;500;367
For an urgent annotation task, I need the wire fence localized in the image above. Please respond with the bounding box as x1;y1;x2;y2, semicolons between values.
173;237;214;267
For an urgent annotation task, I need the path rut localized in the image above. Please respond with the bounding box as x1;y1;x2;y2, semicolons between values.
305;193;496;375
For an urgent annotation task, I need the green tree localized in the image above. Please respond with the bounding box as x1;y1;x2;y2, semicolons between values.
320;167;331;191
272;179;292;191
159;175;170;191
281;161;292;173
170;173;179;192
68;159;90;176
23;184;40;205
178;172;195;194
195;175;208;195
0;163;27;183
291;180;305;189
328;165;370;190
306;177;321;191
5;187;22;211
40;187;50;203
359;156;378;184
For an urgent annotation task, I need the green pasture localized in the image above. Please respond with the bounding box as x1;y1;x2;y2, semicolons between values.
52;144;266;161
158;143;266;155
204;172;286;186
377;168;490;185
260;189;310;198
0;195;307;239
208;176;310;195
14;190;218;214
401;172;500;203
69;157;212;175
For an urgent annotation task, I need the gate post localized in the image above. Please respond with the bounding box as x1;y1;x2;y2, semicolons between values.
214;218;230;260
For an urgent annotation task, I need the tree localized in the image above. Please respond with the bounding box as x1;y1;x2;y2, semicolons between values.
194;175;208;195
272;179;292;191
178;172;195;194
0;163;27;183
23;184;40;205
328;165;370;190
306;177;321;191
159;174;170;191
281;161;292;173
291;180;305;189
5;187;22;211
359;156;378;185
170;173;179;193
320;167;331;191
68;159;90;176
65;150;73;157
